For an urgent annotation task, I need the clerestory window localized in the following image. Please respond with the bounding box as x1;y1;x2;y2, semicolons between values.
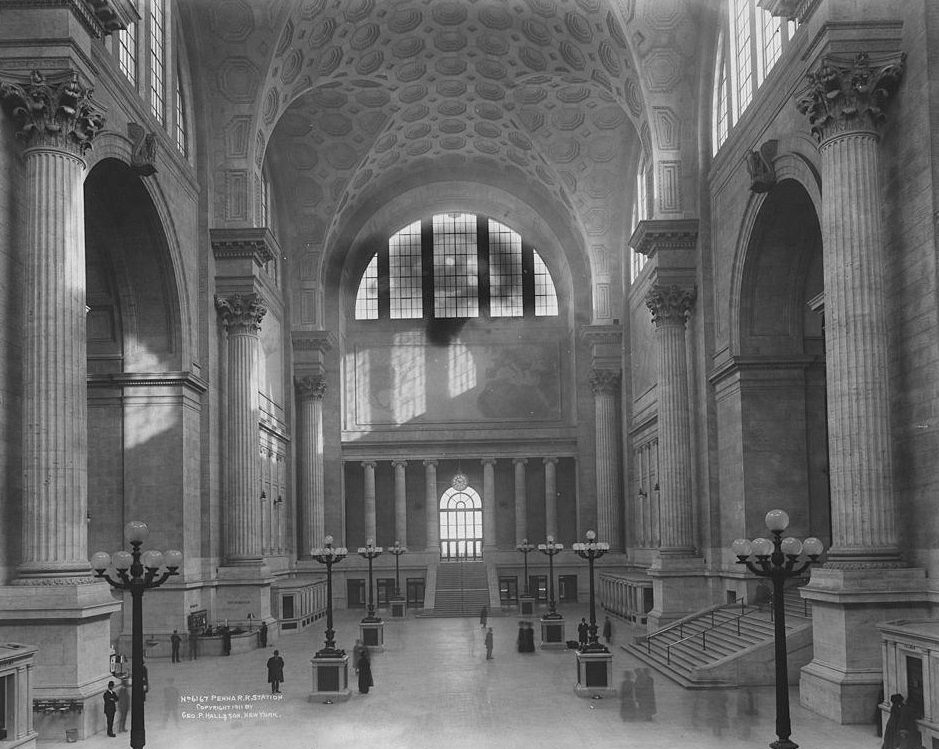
353;213;559;321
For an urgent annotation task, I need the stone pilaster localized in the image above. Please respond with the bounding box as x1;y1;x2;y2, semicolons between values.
645;284;696;555
513;458;528;545
424;460;439;552
216;293;266;563
296;375;326;557
795;48;929;725
391;460;407;545
481;459;496;551
589;369;621;549
361;461;377;543
543;457;559;540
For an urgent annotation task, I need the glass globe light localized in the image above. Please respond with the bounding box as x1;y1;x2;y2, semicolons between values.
324;535;334;546
731;539;752;558
765;509;790;532
113;550;133;571
141;550;163;569
124;520;149;544
91;551;111;572
585;530;596;541
164;550;183;569
780;537;803;556
751;537;774;557
547;535;554;544
802;537;824;557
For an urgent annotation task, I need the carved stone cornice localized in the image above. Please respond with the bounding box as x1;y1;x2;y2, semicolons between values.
589;368;621;395
291;330;336;353
645;284;697;326
211;228;278;267
295;375;327;401
796;51;906;143
391;459;408;470
85;0;139;33
0;70;105;156
629;219;699;258
215;293;267;333
758;0;821;24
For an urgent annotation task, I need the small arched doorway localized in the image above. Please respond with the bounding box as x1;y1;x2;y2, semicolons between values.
438;476;482;560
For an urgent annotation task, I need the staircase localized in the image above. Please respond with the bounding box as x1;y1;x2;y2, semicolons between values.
422;560;491;617
625;601;813;688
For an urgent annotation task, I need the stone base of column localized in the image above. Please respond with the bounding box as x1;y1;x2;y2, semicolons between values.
215;564;273;625
0;582;120;740
799;566;929;724
310;654;352;704
645;554;709;630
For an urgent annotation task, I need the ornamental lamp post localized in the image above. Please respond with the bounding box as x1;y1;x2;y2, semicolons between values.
357;539;383;622
516;538;535;596
388;540;407;598
92;521;182;749
310;535;348;657
537;536;564;619
572;529;609;653
732;510;824;749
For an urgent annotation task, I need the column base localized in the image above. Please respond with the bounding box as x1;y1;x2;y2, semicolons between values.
799;566;929;724
0;582;120;740
310;654;352;703
574;650;616;699
215;563;273;625
645;554;709;630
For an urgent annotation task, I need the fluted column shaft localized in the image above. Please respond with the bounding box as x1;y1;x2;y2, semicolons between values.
216;295;267;563
296;376;326;557
362;461;377;542
482;459;496;550
1;70;105;578
797;51;906;565
589;370;621;549
424;460;439;552
513;458;528;545
543;457;558;539
646;286;696;554
392;460;408;545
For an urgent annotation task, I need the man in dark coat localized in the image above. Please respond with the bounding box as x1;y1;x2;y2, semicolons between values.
883;693;905;749
577;618;588;646
116;678;130;733
480;606;488;629
485;627;494;659
602;616;612;644
266;649;285;694
259;621;268;648
170;630;181;663
103;681;119;737
222;626;232;656
356;648;374;694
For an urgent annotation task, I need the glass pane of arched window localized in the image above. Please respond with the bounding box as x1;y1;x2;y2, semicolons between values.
433;213;479;318
488;219;523;317
355;254;379;320
390;220;423;319
149;0;167;124
533;251;558;316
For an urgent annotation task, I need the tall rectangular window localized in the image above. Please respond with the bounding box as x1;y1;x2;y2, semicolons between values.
715;57;729;149
389;220;423;319
117;20;138;86
354;254;379;320
433;213;478;318
630;165;649;283
758;8;782;86
731;0;752;119
175;70;188;156
487;219;523;317
532;251;558;316
149;0;167;125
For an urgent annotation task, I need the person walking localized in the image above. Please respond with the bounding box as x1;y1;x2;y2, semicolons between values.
619;670;636;721
356;647;374;694
170;630;181;663
485;627;494;660
634;668;656;721
266;649;285;694
883;693;905;749
480;606;488;629
103;681;119;737
162;677;180;727
116;678;130;733
188;627;198;660
222;626;232;656
602;616;612;645
259;621;268;648
577;617;588;647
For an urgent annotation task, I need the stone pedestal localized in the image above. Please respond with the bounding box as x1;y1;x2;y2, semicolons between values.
390;599;406;618
574;650;615;699
645;555;709;630
799;567;929;724
214;565;273;625
540;616;566;649
519;597;535;617
359;620;384;651
310;654;352;703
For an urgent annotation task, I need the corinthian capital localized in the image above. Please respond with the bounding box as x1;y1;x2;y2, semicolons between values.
215;294;267;333
295;375;327;400
589;368;620;395
796;51;906;143
645;284;696;326
0;70;105;155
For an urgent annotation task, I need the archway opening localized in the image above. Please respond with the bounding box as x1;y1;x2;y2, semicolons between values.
439;484;482;560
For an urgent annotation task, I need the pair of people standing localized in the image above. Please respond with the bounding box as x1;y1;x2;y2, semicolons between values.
619;669;656;722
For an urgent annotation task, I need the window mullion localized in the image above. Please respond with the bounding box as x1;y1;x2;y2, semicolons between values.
377;242;390;320
421;218;434;320
749;1;761;100
477;214;491;319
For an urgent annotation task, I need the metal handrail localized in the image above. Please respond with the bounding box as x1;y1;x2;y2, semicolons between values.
665;601;753;659
646;600;749;656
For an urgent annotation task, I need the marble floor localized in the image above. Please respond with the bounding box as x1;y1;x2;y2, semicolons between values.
40;605;881;749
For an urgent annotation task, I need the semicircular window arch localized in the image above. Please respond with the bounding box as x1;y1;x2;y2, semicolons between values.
354;213;559;321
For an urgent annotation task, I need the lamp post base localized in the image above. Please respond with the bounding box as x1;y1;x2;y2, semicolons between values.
359;619;385;651
310;654;352;703
519;596;535;616
539;616;566;649
574;649;615;699
770;739;799;749
390;598;407;618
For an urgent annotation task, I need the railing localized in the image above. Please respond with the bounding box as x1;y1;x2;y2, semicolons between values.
645;600;746;655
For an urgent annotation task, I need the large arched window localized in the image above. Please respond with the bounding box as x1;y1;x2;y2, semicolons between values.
439;483;483;560
354;213;559;321
713;0;798;152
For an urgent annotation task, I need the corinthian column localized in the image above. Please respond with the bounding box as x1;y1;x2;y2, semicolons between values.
513;458;528;545
589;369;621;549
362;461;377;542
424;460;439;552
645;284;696;555
481;459;497;551
391;460;408;545
543;457;559;539
296;375;326;558
796;51;905;566
216;294;267;563
0;71;104;580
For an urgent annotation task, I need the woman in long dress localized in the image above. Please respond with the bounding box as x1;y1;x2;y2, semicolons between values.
357;648;374;695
